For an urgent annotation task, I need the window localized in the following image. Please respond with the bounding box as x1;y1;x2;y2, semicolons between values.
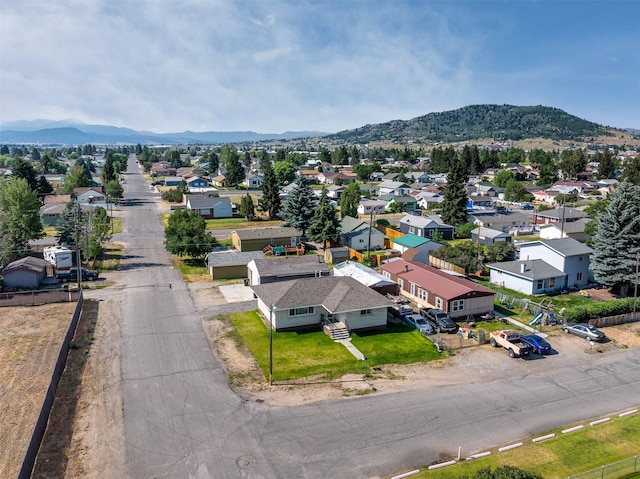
537;280;543;290
359;238;364;243
289;306;314;316
398;278;404;290
410;283;416;296
418;288;426;300
577;272;583;281
549;278;556;288
382;271;390;279
435;297;443;309
578;255;583;262
360;309;372;315
451;299;464;312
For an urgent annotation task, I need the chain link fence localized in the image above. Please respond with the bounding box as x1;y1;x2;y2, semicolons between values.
567;455;638;479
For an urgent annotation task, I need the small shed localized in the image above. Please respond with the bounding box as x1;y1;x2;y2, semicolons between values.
470;227;512;247
231;227;303;252
324;247;350;264
206;250;264;280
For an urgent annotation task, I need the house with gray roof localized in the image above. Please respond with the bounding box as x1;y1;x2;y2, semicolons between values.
340;216;385;251
517;238;593;289
185;195;232;219
486;259;566;295
538;217;590;242
206;250;264;280
470;227;512;247
247;255;329;285
251;276;394;331
357;199;386;216
399;214;454;240
377;180;411;198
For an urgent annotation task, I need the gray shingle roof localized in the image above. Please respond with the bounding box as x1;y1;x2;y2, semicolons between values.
486;259;565;280
233;227;301;240
251;276;394;312
250;255;329;278
520;238;593;257
186;195;230;209
207;250;264;267
3;256;49;274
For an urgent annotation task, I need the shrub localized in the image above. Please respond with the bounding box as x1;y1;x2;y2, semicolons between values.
562;298;635;322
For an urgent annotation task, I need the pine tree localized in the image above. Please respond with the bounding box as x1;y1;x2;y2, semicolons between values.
258;161;282;220
280;178;315;236
596;148;616;180
620;156;640;185
308;187;341;249
441;156;468;226
11;157;38;191
591;180;640;296
220;145;245;187
36;175;54;200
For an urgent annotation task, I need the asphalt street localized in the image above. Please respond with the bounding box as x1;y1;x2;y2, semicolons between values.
117;156;640;478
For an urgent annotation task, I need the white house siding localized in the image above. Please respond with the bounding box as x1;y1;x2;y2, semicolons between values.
347;230;385;251
446;295;494;319
490;270;535;295
339;308;387;330
563;255;592;288
257;300;321;329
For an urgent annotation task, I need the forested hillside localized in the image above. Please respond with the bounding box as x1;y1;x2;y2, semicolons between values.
327;105;612;144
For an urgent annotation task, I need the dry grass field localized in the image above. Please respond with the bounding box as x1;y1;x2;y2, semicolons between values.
0;302;76;479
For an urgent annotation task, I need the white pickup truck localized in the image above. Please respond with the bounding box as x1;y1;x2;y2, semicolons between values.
489;330;533;358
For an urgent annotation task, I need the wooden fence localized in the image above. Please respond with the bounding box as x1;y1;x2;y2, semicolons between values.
590;311;640;328
376;225;404;239
428;256;466;275
0;289;80;307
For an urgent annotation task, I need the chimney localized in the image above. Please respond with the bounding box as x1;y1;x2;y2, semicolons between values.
521;263;526;273
404;264;409;273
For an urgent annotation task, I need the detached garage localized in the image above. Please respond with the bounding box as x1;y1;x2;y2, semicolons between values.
2;257;49;289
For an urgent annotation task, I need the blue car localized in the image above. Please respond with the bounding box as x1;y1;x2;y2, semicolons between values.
520;334;552;355
521;204;535;210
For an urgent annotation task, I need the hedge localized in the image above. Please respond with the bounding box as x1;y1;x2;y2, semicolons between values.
563;297;635;323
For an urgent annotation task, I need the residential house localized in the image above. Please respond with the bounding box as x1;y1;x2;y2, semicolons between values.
377;180;411;198
150;164;176;176
39;202;67;226
251;276;394;331
185;176;210;191
231;227;303;252
369;172;384;182
298;169;320;182
385;196;417;213
185;195;232;219
415;191;444;210
245;172;264;188
482;168;502;181
391;234;434;254
332;260;397;295
1;256;50;289
486;259;566;295
517;238;593;289
470;227;512;247
206;250;264;280
532;207;588;226
211;175;226;187
317;171;355;185
247;255;329;285
74;187;107;207
340;216;385;252
399;241;443;265
357;199;386;216
471;211;534;235
538;217;590;242
327;185;345;200
379;260;495;319
163;176;185;187
399;214;454;240
382;172;400;181
474;183;500;197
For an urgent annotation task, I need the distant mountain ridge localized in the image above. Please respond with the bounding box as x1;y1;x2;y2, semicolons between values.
0;119;327;145
0;105;633;146
327;104;615;144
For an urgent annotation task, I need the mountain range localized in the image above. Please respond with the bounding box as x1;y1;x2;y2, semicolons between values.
0;105;635;146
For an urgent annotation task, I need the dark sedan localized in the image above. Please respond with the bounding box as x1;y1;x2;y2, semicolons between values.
520;334;552;355
421;308;458;333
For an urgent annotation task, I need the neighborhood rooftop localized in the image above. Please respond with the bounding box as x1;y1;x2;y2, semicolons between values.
251;276;393;312
232;226;301;240
486;259;565;280
520;238;594;257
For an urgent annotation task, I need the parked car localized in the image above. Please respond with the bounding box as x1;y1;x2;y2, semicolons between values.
404;314;434;334
421;308;458;333
57;267;99;282
520;334;552;355
562;323;606;342
521;204;535;210
489;330;533;358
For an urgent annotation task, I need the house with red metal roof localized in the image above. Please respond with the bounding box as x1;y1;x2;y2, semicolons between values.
379;259;495;319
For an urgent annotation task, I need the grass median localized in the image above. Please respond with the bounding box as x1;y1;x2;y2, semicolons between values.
223;311;443;382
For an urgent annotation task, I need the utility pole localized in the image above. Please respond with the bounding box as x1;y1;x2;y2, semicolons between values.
634;251;639;315
367;209;374;261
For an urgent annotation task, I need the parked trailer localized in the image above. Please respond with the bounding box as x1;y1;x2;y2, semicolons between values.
43;246;73;269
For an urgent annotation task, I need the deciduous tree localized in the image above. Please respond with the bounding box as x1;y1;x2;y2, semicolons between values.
164;209;218;259
0;178;44;267
340;182;361;219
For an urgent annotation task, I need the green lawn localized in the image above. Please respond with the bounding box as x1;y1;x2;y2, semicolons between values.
205;217;284;229
415;412;640;479
223;312;444;381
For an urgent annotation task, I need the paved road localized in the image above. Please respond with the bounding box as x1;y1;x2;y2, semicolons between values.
117;156;640;478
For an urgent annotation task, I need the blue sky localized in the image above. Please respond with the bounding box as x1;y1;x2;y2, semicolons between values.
1;0;638;133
